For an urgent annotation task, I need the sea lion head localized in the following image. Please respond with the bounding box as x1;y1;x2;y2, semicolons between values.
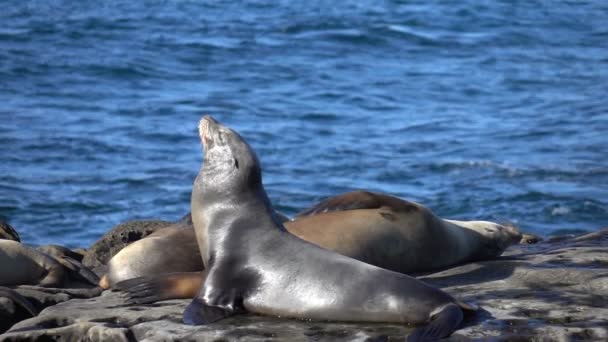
196;115;262;196
470;222;522;260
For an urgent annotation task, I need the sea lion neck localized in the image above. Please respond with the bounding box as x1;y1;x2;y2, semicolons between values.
192;115;286;267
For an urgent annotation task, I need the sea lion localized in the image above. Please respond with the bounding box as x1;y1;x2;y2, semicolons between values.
108;190;520;299
100;223;201;289
182;115;476;340
0;240;99;287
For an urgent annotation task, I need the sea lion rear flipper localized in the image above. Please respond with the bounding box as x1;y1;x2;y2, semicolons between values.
0;287;38;317
60;256;100;286
182;296;238;325
116;271;204;304
407;303;463;342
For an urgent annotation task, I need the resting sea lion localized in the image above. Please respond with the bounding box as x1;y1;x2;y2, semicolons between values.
100;223;201;289
0;240;99;287
181;115;476;340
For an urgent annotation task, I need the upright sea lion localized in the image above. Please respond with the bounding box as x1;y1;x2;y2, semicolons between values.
182;115;476;340
0;240;99;287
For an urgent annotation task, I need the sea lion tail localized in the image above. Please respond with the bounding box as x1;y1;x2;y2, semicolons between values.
115;271;203;304
407;303;463;341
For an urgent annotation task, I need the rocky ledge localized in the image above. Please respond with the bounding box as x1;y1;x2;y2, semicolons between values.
1;229;607;341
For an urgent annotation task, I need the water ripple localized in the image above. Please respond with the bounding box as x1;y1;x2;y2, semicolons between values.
1;0;607;247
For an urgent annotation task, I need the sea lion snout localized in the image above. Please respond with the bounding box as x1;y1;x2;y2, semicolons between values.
504;224;523;242
198;115;219;147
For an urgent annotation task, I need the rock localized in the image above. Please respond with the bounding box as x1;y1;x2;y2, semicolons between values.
82;219;174;269
0;288;37;334
0;285;102;335
420;228;608;341
3;229;607;341
0;221;19;242
11;286;103;313
2;291;407;341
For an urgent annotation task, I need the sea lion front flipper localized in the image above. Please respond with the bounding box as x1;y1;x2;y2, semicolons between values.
407;303;463;342
295;190;418;217
0;286;38;317
182;294;239;325
116;271;204;304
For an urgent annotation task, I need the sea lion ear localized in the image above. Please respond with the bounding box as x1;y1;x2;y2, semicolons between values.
234;158;239;169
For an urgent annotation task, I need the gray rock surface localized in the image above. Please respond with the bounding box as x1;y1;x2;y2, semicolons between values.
0;288;36;334
2;229;607;341
82;219;174;269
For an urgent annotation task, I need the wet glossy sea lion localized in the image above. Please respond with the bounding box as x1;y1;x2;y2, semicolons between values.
0;240;98;287
181;115;476;340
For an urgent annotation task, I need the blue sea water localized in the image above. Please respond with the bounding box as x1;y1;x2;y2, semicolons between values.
1;0;607;248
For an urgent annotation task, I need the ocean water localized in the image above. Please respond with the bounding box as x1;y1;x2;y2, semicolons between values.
1;0;607;248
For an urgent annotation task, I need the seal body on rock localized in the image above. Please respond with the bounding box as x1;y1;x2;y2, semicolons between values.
182;116;476;340
82;219;174;269
0;240;98;287
100;222;201;289
0;240;68;287
288;191;521;273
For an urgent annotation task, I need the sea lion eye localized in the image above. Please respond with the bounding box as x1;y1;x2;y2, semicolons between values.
217;131;225;144
234;158;239;169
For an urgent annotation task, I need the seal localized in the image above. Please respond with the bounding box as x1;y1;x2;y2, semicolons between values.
0;240;99;287
182;115;476;340
100;222;201;289
110;191;520;299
